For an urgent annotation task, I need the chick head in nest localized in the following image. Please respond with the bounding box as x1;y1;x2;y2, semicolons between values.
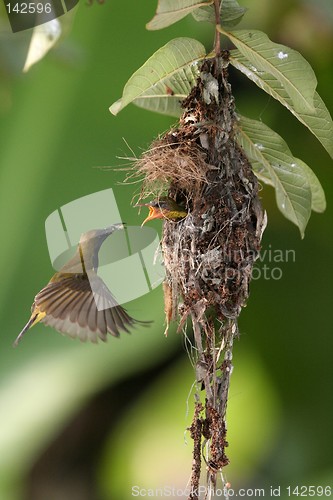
139;197;188;226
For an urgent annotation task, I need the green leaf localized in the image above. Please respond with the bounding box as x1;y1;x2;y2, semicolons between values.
294;158;326;213
110;38;205;116
23;19;62;72
130;91;186;117
146;0;213;30
236;115;312;237
220;29;317;114
22;8;77;72
252;157;326;214
229;50;333;159
192;0;246;29
251;161;274;187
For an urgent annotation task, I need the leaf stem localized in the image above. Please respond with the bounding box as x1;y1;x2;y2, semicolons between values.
213;0;221;54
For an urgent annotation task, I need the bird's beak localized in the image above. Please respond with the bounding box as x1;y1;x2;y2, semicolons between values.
102;223;125;237
141;206;162;226
106;222;125;231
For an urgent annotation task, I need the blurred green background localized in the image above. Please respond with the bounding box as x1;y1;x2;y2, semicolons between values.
0;0;332;499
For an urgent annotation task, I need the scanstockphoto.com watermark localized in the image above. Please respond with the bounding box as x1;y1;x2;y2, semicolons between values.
131;485;266;498
42;188;296;313
131;484;333;498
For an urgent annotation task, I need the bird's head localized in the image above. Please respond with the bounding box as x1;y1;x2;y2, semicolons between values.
139;197;187;226
79;223;124;255
79;223;124;244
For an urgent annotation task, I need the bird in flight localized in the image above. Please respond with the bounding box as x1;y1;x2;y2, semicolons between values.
14;223;145;346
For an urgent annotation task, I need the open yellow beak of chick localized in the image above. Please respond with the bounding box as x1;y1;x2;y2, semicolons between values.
141;205;165;226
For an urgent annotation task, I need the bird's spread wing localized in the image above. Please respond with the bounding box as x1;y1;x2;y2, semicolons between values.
33;273;137;342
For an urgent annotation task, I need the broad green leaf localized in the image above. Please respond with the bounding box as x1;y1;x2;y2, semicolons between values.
294;158;326;213
192;0;246;29
130;91;187;117
236;115;312;237
110;38;206;116
251;161;274;186
220;29;317;114
252;158;326;214
146;0;213;30
229;50;333;159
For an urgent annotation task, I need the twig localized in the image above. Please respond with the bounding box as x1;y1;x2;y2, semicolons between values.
213;0;221;55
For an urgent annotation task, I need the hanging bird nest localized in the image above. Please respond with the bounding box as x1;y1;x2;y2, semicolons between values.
138;56;266;327
136;54;267;494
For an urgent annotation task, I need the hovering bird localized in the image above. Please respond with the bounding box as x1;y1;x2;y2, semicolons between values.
140;197;188;225
15;224;144;346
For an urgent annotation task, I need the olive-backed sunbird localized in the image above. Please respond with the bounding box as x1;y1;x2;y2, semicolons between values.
15;224;144;346
141;197;188;226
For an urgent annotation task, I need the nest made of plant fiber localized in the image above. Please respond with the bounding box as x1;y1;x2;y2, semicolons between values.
135;132;214;200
